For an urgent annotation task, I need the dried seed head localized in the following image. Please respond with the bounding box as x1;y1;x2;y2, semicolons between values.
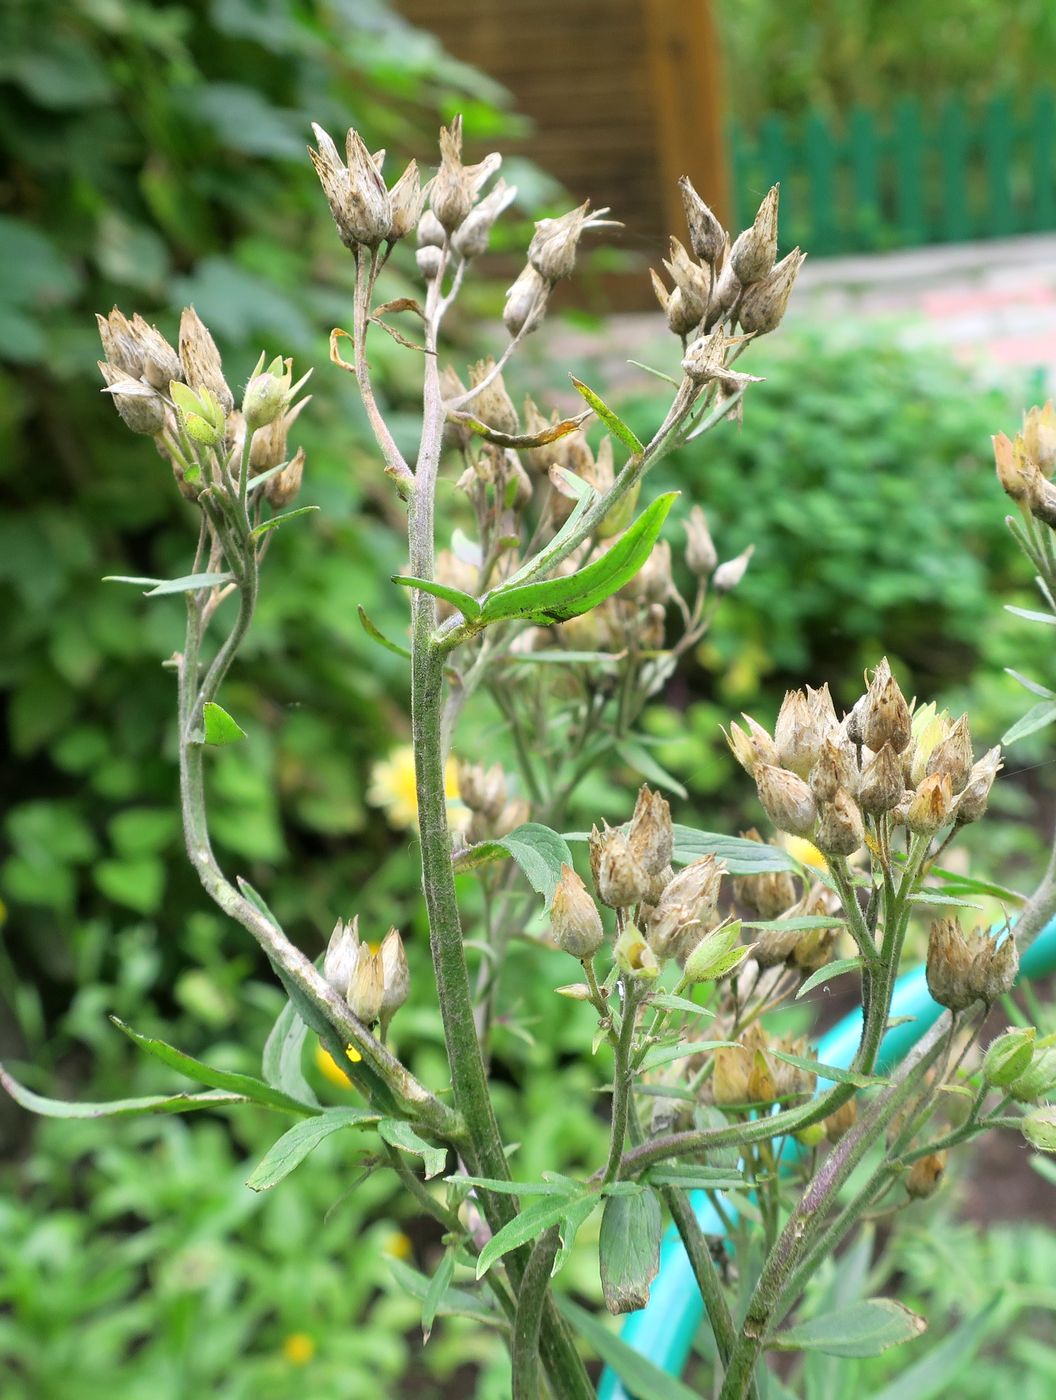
387;160;428;242
528;200;618;282
309;122;392;249
858;742;904;815
724;715;779;775
468;358;518;436
97;361;166;435
661;237;710;328
814;787;864;857
452;177;517;259
859;659;912;754
589;824;651;908
627;785;674;876
712;545;755;594
755;763;817;837
503;262;550;337
128;313;182;389
683;504;718;577
775;688;828;779
809;733;858;802
265;446;306;509
737;247;804;336
981;1026;1035;1087
927;919;1018;1011
731;831;798;920
457;760;507;818
713;1041;751;1107
729;184;779;285
905;1151;947;1199
925;713;973;794
430;116;500;234
678;176;726;268
346;942;386;1023
1022;400;1056;475
379;927;409;1020
551;864;605;958
906;772;953;836
179;307;233;413
954;746;1002;825
323;916;360;993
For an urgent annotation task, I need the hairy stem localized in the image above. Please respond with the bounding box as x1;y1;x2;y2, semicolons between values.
512;1227;562;1400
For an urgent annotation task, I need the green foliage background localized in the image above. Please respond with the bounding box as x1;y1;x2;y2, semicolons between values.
2;1;1055;1397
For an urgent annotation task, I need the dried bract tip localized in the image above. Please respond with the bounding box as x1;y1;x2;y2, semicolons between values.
954;746;1002;825
309;122;392;249
737;247;805;335
627;785;674;876
729;184;779;285
678;175;726;268
179;307;233;413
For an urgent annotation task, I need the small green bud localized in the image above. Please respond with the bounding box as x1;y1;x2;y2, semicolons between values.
683;920;749;984
170;380;225;446
1022;1105;1056;1152
1008;1045;1056;1104
614;925;660;981
981;1026;1035;1087
243;353;293;431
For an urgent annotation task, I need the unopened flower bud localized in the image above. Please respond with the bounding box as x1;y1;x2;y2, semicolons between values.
555;982;592;1001
955;746;1002;825
346;942;385;1023
627;785;673;876
503;263;550;337
551;864;604;958
614;924;660;980
755;763;817;837
712;545;754;594
1022;1105;1056;1152
589;824;651;908
906;772;953;836
678;176;725;268
814;788;864;857
729;185;779;285
738;247;805;335
858;742;904;815
982;1026;1035;1087
379;927;409;1021
1008;1046;1056;1104
905;1151;947;1199
243;353;295;431
323;916;360;993
683;920;748;983
170;379;226;447
926;713;973;794
684;505;718;577
860;659;912;754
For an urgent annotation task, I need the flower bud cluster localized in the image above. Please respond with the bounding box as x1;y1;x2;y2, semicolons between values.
712;1023;815;1109
994;402;1056;527
504;201;621;337
725;660;1001;852
323;917;409;1028
925;918;1018;1011
457;761;529;845
309;123;427;251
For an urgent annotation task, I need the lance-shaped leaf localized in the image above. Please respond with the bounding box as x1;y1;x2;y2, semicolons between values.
357;604;412;660
262;996;319;1105
388;1259;505;1330
246;1106;379;1190
104;571;235;595
476;1190;594;1278
570;375;644;453
769;1298;927;1357
448;407;591;449
378;1118;448;1178
671;826;799;874
110;1017;317;1114
599;1187;662;1314
768;1047;884;1089
251;505;319;539
479;491;677;625
392;574;481;620
796;956;863;1000
1003;699;1056;744
452;822;573;908
0;1065;251;1120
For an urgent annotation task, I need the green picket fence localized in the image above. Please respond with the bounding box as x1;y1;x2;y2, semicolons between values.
729;91;1056;257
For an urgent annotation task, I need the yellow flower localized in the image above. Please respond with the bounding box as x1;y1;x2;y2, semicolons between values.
282;1333;316;1366
783;835;828;872
367;743;464;831
315;1041;362;1087
384;1230;413;1261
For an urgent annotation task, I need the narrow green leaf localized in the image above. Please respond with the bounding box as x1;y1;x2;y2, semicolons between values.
909;891;982;910
246;1107;379;1190
570;375;644;453
768;1048;883;1088
392;574;481;620
552;1194;599;1277
1003;699;1056;744
388;1259;504;1329
647;992;715;1019
200;701;247;746
449;1175;580;1198
1005;605;1056;625
626;359;680;388
110;1017;316;1114
0;1064;249;1119
769;1298;926;1357
450;408;590;449
616;738;688;798
637;1040;738;1072
671;827;798;874
378;1119;448;1179
796;957;863;1000
555;1297;701;1400
476;1192;592;1278
599;1187;662;1314
452;822;573;908
357;604;411;660
104;571;235;595
261;997;318;1106
866;1299;999;1400
479;492;678;626
251;504;319;538
644;1165;745;1191
745;916;847;932
889;859;1023;904
422;1248;456;1341
1005;668;1056;700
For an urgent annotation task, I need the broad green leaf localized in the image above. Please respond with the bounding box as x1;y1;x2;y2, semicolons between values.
202;702;247;746
479;492;678;625
449;1175;580;1198
392;573;481;620
110;1017;315;1114
452;822;574;908
671;827;798;874
262;996;318;1106
768;1048;883;1089
555;1297;701;1400
104;571;234;595
251;505;319;538
422;1247;456;1341
476;1191;592;1278
599;1187;661;1314
357;604;411;660
647;992;715;1019
246;1107;378;1190
866;1299;999;1400
1003;699;1056;744
388;1259;504;1329
0;1065;249;1119
769;1298;926;1357
644;1165;745;1191
569;375;644;453
378;1118;448;1179
796;957;863;1000
616;737;688;798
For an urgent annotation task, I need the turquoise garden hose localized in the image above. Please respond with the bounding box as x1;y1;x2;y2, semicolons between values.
599;918;1056;1398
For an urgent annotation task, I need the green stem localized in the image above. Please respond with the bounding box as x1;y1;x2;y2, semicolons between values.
512;1227;562;1400
662;1185;746;1388
603;980;640;1183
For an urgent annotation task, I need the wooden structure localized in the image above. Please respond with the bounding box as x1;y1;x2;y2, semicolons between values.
396;0;728;307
